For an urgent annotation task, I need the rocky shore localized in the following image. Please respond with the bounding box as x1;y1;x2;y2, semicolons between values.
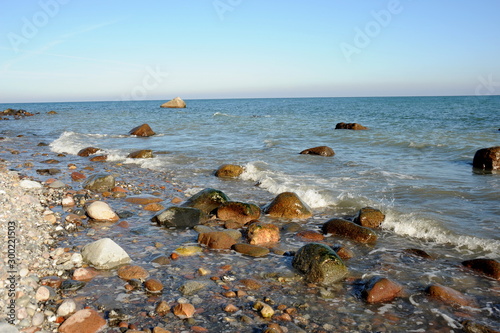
1;130;499;333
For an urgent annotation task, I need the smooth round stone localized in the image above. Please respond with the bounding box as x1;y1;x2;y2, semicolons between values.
144;279;163;293
175;246;203;256
117;265;149;281
233;244;270;257
32;312;44;326
57;299;77;317
151;255;171;265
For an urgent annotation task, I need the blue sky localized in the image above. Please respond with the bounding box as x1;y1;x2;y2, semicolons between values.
1;0;499;102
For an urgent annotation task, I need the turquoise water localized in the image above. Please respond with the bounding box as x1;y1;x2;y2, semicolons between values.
2;96;498;256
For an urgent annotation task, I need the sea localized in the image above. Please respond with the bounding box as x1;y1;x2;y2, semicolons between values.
1;95;499;331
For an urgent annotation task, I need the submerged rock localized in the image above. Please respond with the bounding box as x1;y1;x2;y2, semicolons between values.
216;201;261;225
152;206;205;228
83;173;115;193
128;150;154;158
81;238;131;270
426;284;475;307
198;231;236;250
263;192;313;219
335;122;368;130
129;123;155;137
160;97;186;108
247;222;280;245
322;218;377;244
299;146;335;157
462;258;500;280
182;188;230;215
58;309;106;333
353;207;385;228
362;276;403;303
232;243;270;257
77;147;101;157
215;164;244;178
472;146;500;171
292;243;348;284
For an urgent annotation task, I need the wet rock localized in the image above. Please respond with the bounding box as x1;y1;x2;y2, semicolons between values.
129;123;156;137
179;280;208;296
461;320;499;333
335;122;368;130
151;255;171;265
60;279;86;291
77;147;101;157
353;207;385;228
215;164;244;178
58;309;106;333
155;301;171;316
198;231;236;250
128;150;154;159
35;285;57;302
40;276;63;289
42;159;60;164
238;278;263;290
362;276;403;303
332;245;354;260
57;299;77;317
462;258;500;280
83;173;115;193
253;301;274;318
36;168;61;175
152;206;205;228
472;146;500;171
174;245;203;256
173;303;195;319
125;195;163;205
232;243;270;257
247;222;280;245
143;203;165;212
322;218;377;244
403;248;432;259
292;243;348;284
299;146;335;157
161;97;186;108
117;265;150;281
81;238;131;269
182;188;230;215
216;201;261;225
89;155;107;162
426;284;474;307
86;201;119;222
73;267;99;281
263;192;313;219
296;230;325;241
144;278;163;293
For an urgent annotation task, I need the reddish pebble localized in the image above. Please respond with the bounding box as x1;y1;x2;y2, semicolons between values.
170;253;179;260
296;230;325;241
191;326;208;333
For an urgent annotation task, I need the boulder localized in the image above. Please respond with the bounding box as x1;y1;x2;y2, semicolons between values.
77;147;101;157
299;146;335;157
81;238;131;270
247;222;280;245
362;276;403;303
322;218;377;244
128;150;154;158
129;124;155;137
262;192;313;219
353;207;385;228
216;201;261;225
426;284;474;307
160;97;186;108
215;164;244;178
198;231;236;250
83;173;115;193
86;201;119;222
462;258;500;280
335;122;368;130
292;243;348;284
58;309;106;333
152;206;205;228
472;146;500;171
181;188;230;215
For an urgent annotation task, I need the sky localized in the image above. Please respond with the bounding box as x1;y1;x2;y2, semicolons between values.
0;0;499;103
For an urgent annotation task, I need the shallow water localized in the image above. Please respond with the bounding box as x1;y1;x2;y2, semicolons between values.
1;96;499;331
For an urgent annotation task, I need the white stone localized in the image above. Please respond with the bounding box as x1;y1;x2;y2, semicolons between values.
61;196;75;207
57;299;77;317
81;238;131;269
71;253;83;266
35;286;57;302
20;179;42;189
86;201;119;222
0;322;19;333
32;312;44;326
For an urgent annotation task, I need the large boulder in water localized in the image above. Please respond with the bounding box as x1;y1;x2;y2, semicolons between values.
78;147;101;157
362;276;403;303
216;201;261;225
128;150;154;158
335;122;368;130
462;258;500;280
472;146;500;171
129;123;155;137
262;192;313;219
299;146;335;157
152;206;205;228
353;207;385;228
181;188;230;215
160;97;186;108
215;164;244;178
292;243;348;284
322;218;377;244
83;173;115;193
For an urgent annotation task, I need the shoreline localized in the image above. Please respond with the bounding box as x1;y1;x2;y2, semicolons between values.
0;128;499;332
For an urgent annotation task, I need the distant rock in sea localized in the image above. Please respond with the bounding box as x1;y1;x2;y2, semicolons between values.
161;97;186;108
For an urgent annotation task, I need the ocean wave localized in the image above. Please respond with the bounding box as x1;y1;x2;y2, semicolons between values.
50;131;93;155
212;112;235;117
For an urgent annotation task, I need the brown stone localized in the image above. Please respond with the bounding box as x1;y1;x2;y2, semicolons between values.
333;246;354;260
238;278;263;290
354;207;385;228
427;284;474;307
335;122;368;130
322;218;377;244
247;222;280;245
152;327;172;333
232;243;270;257
215;164;244;178
129;124;156;137
58;309;106;333
299;146;335;157
160;97;186;108
77;147;101;157
89;155;107;162
216;201;261;224
144;203;165;212
124;195;163;205
296;230;325;241
128;150;154;159
198;231;236;250
172;303;195;318
155;301;171;316
363;277;403;304
144;278;163;293
40;276;63;289
117;265;150;281
473;146;500;171
263;192;312;219
71;172;86;181
462;258;500;280
72;268;99;281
